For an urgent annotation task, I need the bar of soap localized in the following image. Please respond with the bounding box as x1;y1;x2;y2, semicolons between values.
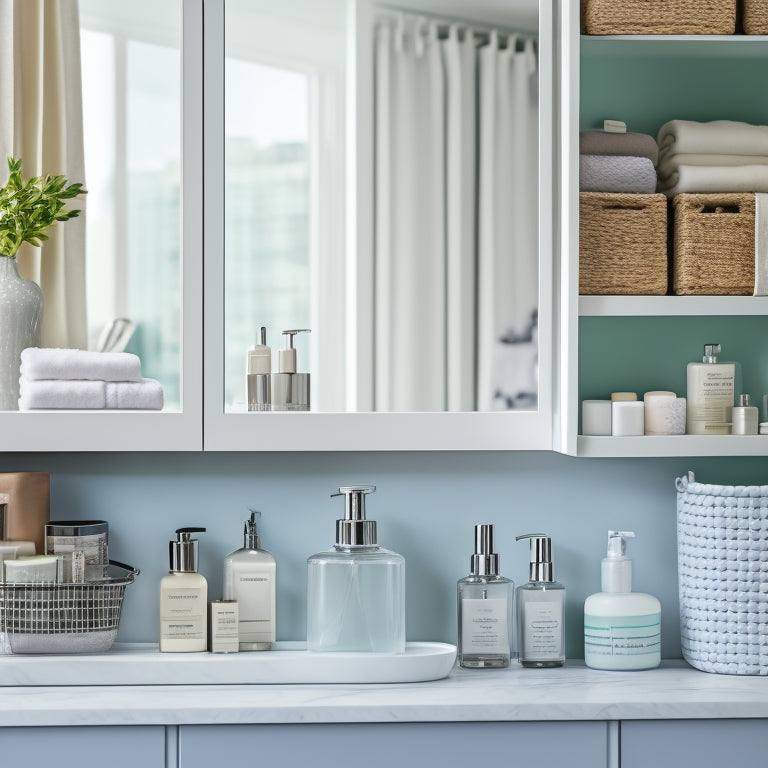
3;554;60;583
611;392;638;402
612;401;644;436
582;400;612;435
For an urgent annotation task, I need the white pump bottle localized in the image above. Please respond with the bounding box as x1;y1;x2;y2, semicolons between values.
584;531;661;670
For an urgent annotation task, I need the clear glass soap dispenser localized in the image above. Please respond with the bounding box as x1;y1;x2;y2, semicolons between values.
457;524;513;669
515;533;565;668
306;485;405;653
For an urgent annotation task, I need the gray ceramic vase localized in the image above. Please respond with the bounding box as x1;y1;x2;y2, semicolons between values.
0;257;42;410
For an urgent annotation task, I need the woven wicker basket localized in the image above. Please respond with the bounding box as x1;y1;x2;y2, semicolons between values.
677;472;768;675
579;192;668;295
583;0;736;34
672;193;754;296
743;0;768;33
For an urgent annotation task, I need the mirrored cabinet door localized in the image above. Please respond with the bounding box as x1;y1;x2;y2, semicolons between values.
204;0;553;450
0;0;202;450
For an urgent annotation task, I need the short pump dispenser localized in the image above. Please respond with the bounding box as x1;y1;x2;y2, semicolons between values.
515;533;565;668
160;527;208;653
223;510;276;651
584;531;661;670
457;524;513;669
306;485;405;653
271;328;311;411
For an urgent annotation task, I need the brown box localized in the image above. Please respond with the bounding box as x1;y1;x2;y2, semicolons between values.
583;0;736;35
672;193;755;296
579;192;668;295
743;0;768;33
0;472;50;555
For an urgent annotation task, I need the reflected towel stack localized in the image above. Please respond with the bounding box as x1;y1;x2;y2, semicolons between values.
579;128;659;193
18;348;163;410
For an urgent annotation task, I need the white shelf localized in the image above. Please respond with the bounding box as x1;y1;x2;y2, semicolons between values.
581;34;768;59
577;435;768;457
579;296;768;317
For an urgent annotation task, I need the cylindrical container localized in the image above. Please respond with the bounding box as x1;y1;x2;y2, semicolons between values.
644;392;686;435
45;520;108;582
582;399;612;435
612;401;644;436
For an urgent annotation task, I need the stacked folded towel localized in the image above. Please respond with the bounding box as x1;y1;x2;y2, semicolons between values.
579;129;659;193
657;120;768;197
18;348;164;411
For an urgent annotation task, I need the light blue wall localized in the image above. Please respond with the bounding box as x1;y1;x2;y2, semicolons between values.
4;450;764;659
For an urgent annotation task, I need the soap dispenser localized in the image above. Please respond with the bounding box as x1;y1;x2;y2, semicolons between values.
160;527;208;653
271;328;310;411
246;326;271;411
306;485;405;653
584;531;661;670
457;524;513;669
515;533;565;668
686;343;735;435
223;510;276;650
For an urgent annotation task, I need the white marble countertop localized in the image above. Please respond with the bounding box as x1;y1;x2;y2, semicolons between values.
1;655;768;726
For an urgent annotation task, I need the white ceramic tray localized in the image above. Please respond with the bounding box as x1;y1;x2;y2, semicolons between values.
0;641;457;686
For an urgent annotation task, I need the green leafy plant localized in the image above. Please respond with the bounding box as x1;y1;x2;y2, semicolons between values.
0;156;86;258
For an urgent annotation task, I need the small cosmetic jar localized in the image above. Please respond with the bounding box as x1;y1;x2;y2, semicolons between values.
582;400;612;435
612;401;644;436
644;392;686;435
45;520;108;582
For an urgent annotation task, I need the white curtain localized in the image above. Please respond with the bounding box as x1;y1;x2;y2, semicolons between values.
0;0;87;349
375;17;538;412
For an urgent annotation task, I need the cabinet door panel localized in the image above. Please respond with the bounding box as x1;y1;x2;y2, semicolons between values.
180;722;606;768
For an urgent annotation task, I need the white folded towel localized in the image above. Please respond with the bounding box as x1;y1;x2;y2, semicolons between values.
105;378;164;410
658;120;768;157
18;380;106;410
20;347;143;382
657;153;768;179
755;193;768;297
657;164;768;197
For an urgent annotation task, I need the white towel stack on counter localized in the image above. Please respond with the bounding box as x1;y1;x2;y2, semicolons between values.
18;348;164;410
657;119;768;197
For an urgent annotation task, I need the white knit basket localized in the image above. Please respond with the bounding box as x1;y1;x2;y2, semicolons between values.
677;472;768;675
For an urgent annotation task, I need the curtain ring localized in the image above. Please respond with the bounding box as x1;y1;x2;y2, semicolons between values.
415;16;427;56
524;38;537;75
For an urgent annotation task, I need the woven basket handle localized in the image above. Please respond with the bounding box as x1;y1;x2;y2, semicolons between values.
676;470;695;491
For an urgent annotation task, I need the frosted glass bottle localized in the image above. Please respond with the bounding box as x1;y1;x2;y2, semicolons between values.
307;486;405;653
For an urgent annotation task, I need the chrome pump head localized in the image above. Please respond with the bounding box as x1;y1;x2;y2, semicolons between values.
244;510;261;549
471;524;500;576
169;527;206;573
332;485;377;546
515;532;554;583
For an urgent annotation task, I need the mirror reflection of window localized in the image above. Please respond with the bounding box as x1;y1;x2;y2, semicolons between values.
80;0;181;410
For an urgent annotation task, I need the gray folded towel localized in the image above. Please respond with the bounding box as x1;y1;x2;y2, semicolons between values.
579;155;657;194
580;131;658;165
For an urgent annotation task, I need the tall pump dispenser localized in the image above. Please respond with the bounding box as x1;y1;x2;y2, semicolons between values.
160;527;208;653
515;533;565;668
247;327;271;411
306;485;405;653
686;342;735;435
457;524;513;669
584;531;661;670
271;328;311;411
223;510;276;651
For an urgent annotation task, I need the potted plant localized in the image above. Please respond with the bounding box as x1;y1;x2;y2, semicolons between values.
0;156;86;410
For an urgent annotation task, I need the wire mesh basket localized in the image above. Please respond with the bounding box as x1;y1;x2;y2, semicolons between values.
0;561;139;654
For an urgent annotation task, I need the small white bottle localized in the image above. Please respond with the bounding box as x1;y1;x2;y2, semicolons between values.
223;510;276;650
160;527;208;653
731;393;759;435
584;531;660;671
515;533;565;668
686;343;735;435
457;524;513;669
246;327;271;411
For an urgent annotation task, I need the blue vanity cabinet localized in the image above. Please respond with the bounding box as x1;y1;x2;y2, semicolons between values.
621;720;768;768
177;722;609;768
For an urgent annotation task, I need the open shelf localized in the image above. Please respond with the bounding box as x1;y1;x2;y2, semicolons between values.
577;434;768;458
579;296;768;317
581;35;768;59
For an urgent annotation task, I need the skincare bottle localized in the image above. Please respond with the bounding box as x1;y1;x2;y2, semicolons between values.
246;327;271;411
584;531;661;670
686;343;735;435
515;533;565;668
223;510;276;650
160;527;208;653
306;485;405;653
271;329;311;411
731;393;759;435
457;524;513;669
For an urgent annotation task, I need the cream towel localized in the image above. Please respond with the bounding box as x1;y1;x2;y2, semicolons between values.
18;379;106;410
105;378;164;410
658;120;768;157
658;164;768;197
755;194;768;297
658;153;768;179
20;348;143;382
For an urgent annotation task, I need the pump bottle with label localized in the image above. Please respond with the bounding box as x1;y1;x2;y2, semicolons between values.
246;326;271;411
223;510;276;650
515;533;565;668
160;527;207;653
457;524;513;669
686;343;735;435
271;329;311;411
306;485;405;653
584;531;661;670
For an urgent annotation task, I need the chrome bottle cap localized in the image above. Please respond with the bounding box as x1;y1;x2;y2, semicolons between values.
243;510;261;549
515;533;554;583
333;485;377;546
169;527;206;573
470;523;500;576
702;343;721;363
